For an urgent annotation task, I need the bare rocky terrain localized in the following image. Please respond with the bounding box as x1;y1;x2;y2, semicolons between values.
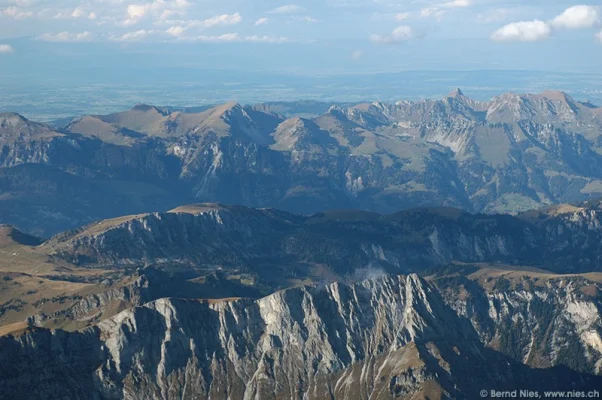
1;274;601;400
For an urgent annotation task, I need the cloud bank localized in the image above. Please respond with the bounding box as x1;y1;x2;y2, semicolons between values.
371;25;418;44
0;44;15;53
491;20;552;42
491;5;600;42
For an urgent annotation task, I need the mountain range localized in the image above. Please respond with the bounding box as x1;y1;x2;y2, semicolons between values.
3;89;602;237
3;89;602;399
1;200;602;398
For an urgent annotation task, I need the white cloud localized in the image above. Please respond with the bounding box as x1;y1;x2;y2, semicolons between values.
244;35;288;43
71;7;85;18
194;33;241;42
37;31;95;42
371;25;418;44
395;12;409;21
182;33;288;43
351;50;363;60
551;5;600;30
418;0;469;21
88;12;97;20
0;44;15;54
2;6;33;19
255;17;268;26
163;13;243;30
490;20;551;42
268;5;303;14
201;12;242;28
420;7;445;20
11;0;33;6
477;8;516;24
123;4;150;25
122;0;189;25
597;29;602;43
293;16;318;23
112;29;157;41
442;0;470;8
490;5;601;43
166;25;185;36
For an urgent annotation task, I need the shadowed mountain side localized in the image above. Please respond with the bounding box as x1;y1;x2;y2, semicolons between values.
27;200;602;279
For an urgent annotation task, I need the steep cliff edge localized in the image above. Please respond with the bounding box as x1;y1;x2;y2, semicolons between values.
40;201;602;275
1;274;601;399
433;266;602;374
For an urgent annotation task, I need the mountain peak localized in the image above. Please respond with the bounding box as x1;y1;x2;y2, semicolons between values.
447;88;465;98
539;90;573;102
131;104;158;112
0;112;29;125
129;104;171;116
168;203;235;214
0;225;42;246
0;112;63;140
213;101;242;114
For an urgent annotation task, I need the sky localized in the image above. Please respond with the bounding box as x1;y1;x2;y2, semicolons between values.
0;0;601;105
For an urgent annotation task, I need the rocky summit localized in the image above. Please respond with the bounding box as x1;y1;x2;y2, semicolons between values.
3;91;602;237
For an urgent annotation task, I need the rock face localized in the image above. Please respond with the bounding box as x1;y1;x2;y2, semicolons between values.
436;272;602;375
3;91;602;236
2;275;600;400
25;268;262;330
40;202;602;276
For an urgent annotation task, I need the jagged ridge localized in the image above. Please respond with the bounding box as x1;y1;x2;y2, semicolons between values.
2;274;601;399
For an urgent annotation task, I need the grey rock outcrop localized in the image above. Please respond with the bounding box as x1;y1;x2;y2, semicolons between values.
2;275;601;400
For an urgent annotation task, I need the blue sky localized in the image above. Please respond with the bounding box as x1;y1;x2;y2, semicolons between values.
0;1;601;76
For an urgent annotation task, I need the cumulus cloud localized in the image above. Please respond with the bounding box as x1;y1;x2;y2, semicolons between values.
122;0;189;26
162;13;242;30
254;17;268;26
490;19;551;42
597;29;602;42
491;5;601;42
551;5;600;29
371;25;419;44
0;44;15;53
194;33;240;42
2;6;32;19
293;16;318;23
395;12;409;21
166;25;185;36
442;0;470;8
10;0;33;6
244;35;288;43
420;7;445;20
71;7;85;18
477;8;516;24
123;4;149;25
268;4;303;14
112;29;157;41
184;33;288;43
201;12;242;28
351;49;363;60
37;31;95;42
418;0;469;21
